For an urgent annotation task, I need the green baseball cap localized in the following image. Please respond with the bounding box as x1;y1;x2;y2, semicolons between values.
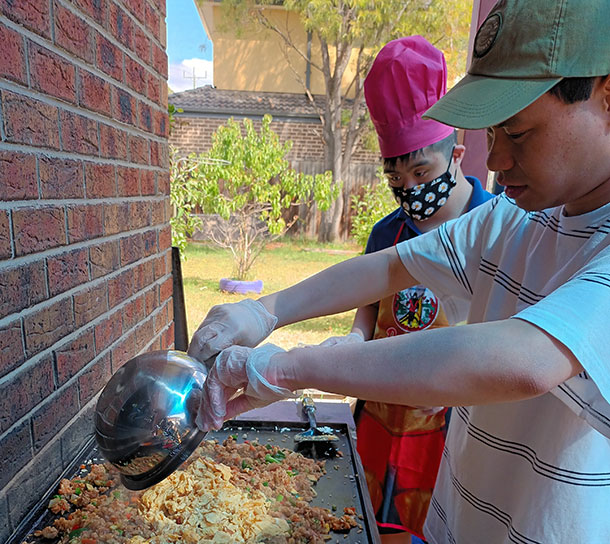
424;0;610;129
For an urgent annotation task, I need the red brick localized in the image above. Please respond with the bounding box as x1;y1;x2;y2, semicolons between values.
158;224;171;252
0;0;51;38
133;260;154;291
122;294;145;330
147;71;161;104
47;247;89;297
54;329;95;385
28;42;77;103
160;80;168;107
151;198;165;225
161;321;175;350
138;170;154;197
151;43;168;78
153;108;168;137
99;123;128;160
78;70;112;116
153;252;169;280
85;162;116;198
0;211;10;259
135;317;154;353
96;33;123;81
0;260;47;320
39;157;84;199
159;276;172;304
111;330;136;371
143;229;157;257
12;206;65;256
153;0;166;16
103;202;130;235
149;139;161;167
0;151;38;200
157;170;170;195
120;232;144;265
0;421;33;490
108;269;134;308
144;284;156;312
123;0;145;21
112;87;135;125
60;110;99;155
0;23;27;84
128;135;149;164
24;297;75;356
0;320;25;378
125;56;147;95
117;166;140;196
94;310;122;352
73;282;108;327
67;203;104;243
153;301;167;334
78;352;111;404
71;0;106;25
145;3;161;42
133;25;151;64
89;240;120;279
108;2;133;49
2;90;60;149
128;200;151;229
0;355;55;434
31;383;79;452
139;101;153;133
54;1;94;63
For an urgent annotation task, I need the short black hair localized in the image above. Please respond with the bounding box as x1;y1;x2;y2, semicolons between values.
383;131;457;171
548;76;605;104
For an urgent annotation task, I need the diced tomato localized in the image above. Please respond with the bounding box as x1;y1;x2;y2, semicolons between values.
82;539;97;544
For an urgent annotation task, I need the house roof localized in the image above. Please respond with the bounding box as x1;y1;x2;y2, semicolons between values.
168;85;326;121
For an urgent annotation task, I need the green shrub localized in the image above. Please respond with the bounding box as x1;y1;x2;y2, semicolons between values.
350;167;397;252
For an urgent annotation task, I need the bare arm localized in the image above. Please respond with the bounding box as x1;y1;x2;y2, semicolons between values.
271;318;584;406
351;304;378;340
258;246;416;328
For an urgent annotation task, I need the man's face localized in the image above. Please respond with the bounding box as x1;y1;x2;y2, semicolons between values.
486;82;610;215
384;148;452;190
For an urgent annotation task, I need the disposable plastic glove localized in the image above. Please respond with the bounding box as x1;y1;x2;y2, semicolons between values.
317;332;364;348
188;299;278;369
195;343;295;431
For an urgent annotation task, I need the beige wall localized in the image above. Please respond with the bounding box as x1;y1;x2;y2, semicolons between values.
197;2;359;96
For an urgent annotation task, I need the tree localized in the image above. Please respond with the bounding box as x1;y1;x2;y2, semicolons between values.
170;114;338;280
216;0;472;241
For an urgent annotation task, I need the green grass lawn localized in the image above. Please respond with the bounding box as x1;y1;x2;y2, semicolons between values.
181;239;362;350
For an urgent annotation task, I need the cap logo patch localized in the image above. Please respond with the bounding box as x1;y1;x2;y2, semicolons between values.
474;12;502;58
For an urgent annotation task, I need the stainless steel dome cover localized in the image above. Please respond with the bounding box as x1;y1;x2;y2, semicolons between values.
94;350;208;490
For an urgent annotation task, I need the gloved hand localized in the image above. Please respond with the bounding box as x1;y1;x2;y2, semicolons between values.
195;343;295;431
188;299;278;370
317;331;364;348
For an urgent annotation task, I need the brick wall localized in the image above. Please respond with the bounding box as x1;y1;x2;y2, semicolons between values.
0;0;171;540
170;115;380;164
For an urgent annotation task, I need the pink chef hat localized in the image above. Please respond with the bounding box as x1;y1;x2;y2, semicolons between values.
364;36;454;158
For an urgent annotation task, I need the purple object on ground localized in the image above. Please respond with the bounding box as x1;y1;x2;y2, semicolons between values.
219;278;263;294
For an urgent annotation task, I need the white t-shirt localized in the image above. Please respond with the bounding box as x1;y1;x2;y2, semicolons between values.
396;193;610;543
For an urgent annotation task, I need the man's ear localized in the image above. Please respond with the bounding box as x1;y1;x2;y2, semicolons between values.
601;75;610;113
453;144;466;166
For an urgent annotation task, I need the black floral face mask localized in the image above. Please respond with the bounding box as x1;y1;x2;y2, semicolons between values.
392;151;456;221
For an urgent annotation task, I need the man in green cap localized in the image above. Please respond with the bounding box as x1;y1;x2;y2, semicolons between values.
189;0;610;540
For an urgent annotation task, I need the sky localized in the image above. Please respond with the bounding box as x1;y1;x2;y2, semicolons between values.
166;0;214;93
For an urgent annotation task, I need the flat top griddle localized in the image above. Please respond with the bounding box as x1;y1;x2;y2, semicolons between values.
8;419;380;544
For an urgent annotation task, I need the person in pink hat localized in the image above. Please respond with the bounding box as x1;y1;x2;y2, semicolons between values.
345;36;494;543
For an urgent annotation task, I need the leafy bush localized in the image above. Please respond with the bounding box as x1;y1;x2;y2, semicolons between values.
350;167;397;252
170;114;339;280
